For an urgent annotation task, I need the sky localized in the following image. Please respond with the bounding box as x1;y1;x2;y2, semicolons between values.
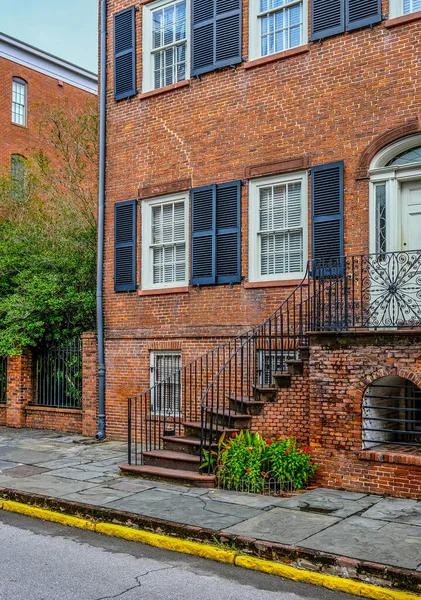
1;0;98;73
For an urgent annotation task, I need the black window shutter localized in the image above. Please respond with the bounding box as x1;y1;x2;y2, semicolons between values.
311;162;344;274
192;0;242;77
114;7;137;101
191;186;216;285
215;181;241;284
114;200;137;291
311;0;344;41
346;0;381;31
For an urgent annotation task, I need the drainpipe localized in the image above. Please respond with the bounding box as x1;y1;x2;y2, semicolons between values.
96;0;107;440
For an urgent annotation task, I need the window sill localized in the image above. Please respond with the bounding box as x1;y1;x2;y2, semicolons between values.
11;122;27;129
358;446;421;467
244;45;310;70
138;286;189;296
244;278;307;289
139;80;190;100
384;10;421;28
25;405;82;414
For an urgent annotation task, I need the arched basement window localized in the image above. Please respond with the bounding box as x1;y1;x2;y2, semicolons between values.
363;376;421;450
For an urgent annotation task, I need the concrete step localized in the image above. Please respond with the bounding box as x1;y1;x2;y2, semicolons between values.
205;408;252;429
162;435;217;455
272;372;292;389
143;449;200;472
119;463;215;487
286;359;304;375
253;385;278;401
183;421;238;441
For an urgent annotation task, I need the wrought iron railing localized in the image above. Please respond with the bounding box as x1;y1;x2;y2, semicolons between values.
34;338;82;408
127;250;421;469
0;356;7;405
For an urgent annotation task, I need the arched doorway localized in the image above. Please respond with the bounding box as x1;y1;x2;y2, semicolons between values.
369;134;421;254
363;375;421;450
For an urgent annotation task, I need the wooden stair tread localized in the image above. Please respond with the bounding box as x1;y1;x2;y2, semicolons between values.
184;421;237;432
143;450;200;463
119;463;214;483
205;408;251;419
162;435;217;448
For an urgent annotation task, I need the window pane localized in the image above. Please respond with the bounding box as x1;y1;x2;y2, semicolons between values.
150;200;186;285
12;80;26;126
375;184;386;254
259;1;302;56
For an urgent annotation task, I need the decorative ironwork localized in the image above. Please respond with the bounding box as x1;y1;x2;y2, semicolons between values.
215;467;295;496
0;356;6;405
34;338;82;409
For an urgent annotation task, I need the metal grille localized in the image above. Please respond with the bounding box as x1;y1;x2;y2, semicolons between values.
35;339;82;409
0;356;7;405
363;377;421;449
150;352;181;415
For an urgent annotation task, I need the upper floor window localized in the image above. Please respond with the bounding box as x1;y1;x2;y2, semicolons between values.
389;0;421;17
12;78;27;126
143;0;189;92
141;193;188;289
249;0;306;61
249;172;307;282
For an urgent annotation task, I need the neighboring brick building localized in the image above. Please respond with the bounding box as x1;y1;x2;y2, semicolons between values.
0;32;97;433
101;0;421;496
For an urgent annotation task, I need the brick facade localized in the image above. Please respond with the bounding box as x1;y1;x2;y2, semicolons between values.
102;0;421;496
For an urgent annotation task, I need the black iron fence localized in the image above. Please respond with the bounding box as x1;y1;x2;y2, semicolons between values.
35;338;82;409
127;250;421;469
0;356;6;405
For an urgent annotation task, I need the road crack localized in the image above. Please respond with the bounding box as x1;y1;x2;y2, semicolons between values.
93;565;177;600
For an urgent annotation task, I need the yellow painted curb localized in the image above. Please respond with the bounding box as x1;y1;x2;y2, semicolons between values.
1;499;421;600
2;500;96;531
95;523;236;564
235;556;421;600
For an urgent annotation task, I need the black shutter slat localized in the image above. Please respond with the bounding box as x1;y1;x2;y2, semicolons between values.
191;186;216;285
311;0;344;41
114;7;137;101
115;200;136;291
346;0;381;31
311;162;344;275
215;181;241;284
192;0;242;77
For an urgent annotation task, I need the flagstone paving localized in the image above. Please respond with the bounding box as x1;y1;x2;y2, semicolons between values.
0;427;420;572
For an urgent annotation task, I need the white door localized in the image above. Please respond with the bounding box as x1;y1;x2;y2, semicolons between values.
401;181;421;252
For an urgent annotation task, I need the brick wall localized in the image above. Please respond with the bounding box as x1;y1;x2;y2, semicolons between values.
0;56;94;172
309;331;421;498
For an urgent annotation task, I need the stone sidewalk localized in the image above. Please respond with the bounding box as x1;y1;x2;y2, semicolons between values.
1;427;421;586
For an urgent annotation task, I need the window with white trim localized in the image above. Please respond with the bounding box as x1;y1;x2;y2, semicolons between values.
389;0;421;17
249;172;307;282
150;351;181;415
142;193;188;290
142;0;189;93
12;78;27;126
249;0;306;62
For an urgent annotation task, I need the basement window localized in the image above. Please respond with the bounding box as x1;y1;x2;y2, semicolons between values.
362;376;421;450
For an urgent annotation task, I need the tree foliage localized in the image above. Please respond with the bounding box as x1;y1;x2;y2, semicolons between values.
0;98;98;355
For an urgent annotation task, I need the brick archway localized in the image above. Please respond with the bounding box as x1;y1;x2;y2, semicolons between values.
356;120;421;179
355;367;421;407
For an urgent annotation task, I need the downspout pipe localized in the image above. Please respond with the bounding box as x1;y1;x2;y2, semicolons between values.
96;0;107;440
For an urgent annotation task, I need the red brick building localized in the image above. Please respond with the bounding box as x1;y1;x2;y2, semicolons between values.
0;32;97;433
101;0;421;496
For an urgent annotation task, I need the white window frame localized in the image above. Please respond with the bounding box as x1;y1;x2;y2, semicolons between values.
141;192;189;290
369;134;421;253
150;351;182;416
248;0;307;62
389;0;421;18
248;171;308;283
12;77;27;126
142;0;190;93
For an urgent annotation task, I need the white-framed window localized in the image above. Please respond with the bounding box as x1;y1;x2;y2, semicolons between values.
249;0;307;62
150;351;182;415
249;172;308;283
12;78;27;126
258;349;297;385
142;0;189;93
141;192;188;290
389;0;421;17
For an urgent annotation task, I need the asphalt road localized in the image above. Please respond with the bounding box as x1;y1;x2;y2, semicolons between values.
0;510;360;600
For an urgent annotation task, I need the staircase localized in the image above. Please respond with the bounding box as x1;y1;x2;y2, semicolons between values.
119;350;309;486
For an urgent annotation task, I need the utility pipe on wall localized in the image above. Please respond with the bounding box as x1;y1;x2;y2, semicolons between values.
96;0;107;440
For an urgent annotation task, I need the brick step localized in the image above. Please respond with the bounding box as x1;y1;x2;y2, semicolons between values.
272;372;292;389
183;421;238;441
143;449;200;472
228;396;266;415
298;345;310;361
162;435;217;455
119;463;215;488
205;408;252;428
286;359;304;375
